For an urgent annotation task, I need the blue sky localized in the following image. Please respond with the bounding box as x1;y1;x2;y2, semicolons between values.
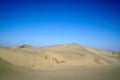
0;0;120;51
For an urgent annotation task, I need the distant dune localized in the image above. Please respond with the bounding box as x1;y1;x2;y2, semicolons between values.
0;43;120;70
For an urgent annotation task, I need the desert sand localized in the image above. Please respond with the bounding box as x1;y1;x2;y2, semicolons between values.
0;43;120;80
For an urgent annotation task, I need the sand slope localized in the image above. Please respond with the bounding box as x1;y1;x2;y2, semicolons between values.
0;43;120;70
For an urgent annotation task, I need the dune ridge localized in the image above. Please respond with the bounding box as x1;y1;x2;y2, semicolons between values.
0;43;120;70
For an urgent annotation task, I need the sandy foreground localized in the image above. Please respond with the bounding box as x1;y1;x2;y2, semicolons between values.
0;43;120;80
0;59;120;80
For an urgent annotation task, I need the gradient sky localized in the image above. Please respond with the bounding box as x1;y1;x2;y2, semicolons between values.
0;0;120;51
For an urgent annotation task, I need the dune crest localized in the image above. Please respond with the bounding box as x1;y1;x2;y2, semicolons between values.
0;43;120;70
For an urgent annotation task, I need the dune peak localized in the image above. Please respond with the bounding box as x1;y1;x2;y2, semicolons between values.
63;42;83;48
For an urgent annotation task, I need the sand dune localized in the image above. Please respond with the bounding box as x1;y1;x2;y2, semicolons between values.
0;43;120;70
